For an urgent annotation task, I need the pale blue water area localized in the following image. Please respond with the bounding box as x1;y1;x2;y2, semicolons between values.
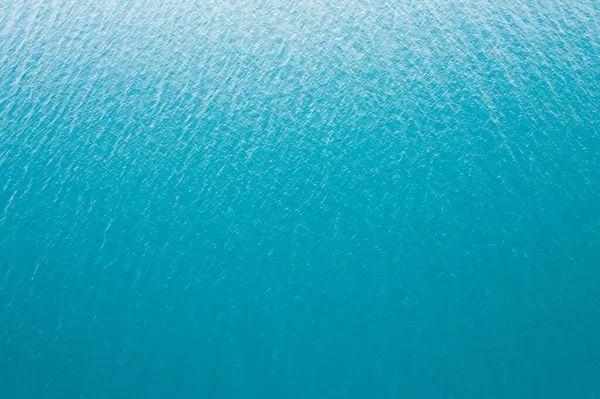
1;0;599;398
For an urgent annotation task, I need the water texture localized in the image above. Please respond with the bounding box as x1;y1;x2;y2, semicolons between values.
1;0;599;398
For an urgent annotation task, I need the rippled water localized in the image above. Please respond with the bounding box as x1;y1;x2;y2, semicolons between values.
1;0;599;398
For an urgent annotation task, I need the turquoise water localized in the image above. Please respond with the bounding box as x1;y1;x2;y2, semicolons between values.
1;0;599;397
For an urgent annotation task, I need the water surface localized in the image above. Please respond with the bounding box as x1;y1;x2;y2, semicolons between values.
1;0;599;398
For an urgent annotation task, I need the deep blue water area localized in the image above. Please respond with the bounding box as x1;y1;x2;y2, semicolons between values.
1;0;599;398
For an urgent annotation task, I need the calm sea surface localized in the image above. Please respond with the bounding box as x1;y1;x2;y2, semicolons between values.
1;0;599;398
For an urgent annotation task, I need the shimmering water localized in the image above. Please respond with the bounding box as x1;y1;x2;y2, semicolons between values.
1;0;599;398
